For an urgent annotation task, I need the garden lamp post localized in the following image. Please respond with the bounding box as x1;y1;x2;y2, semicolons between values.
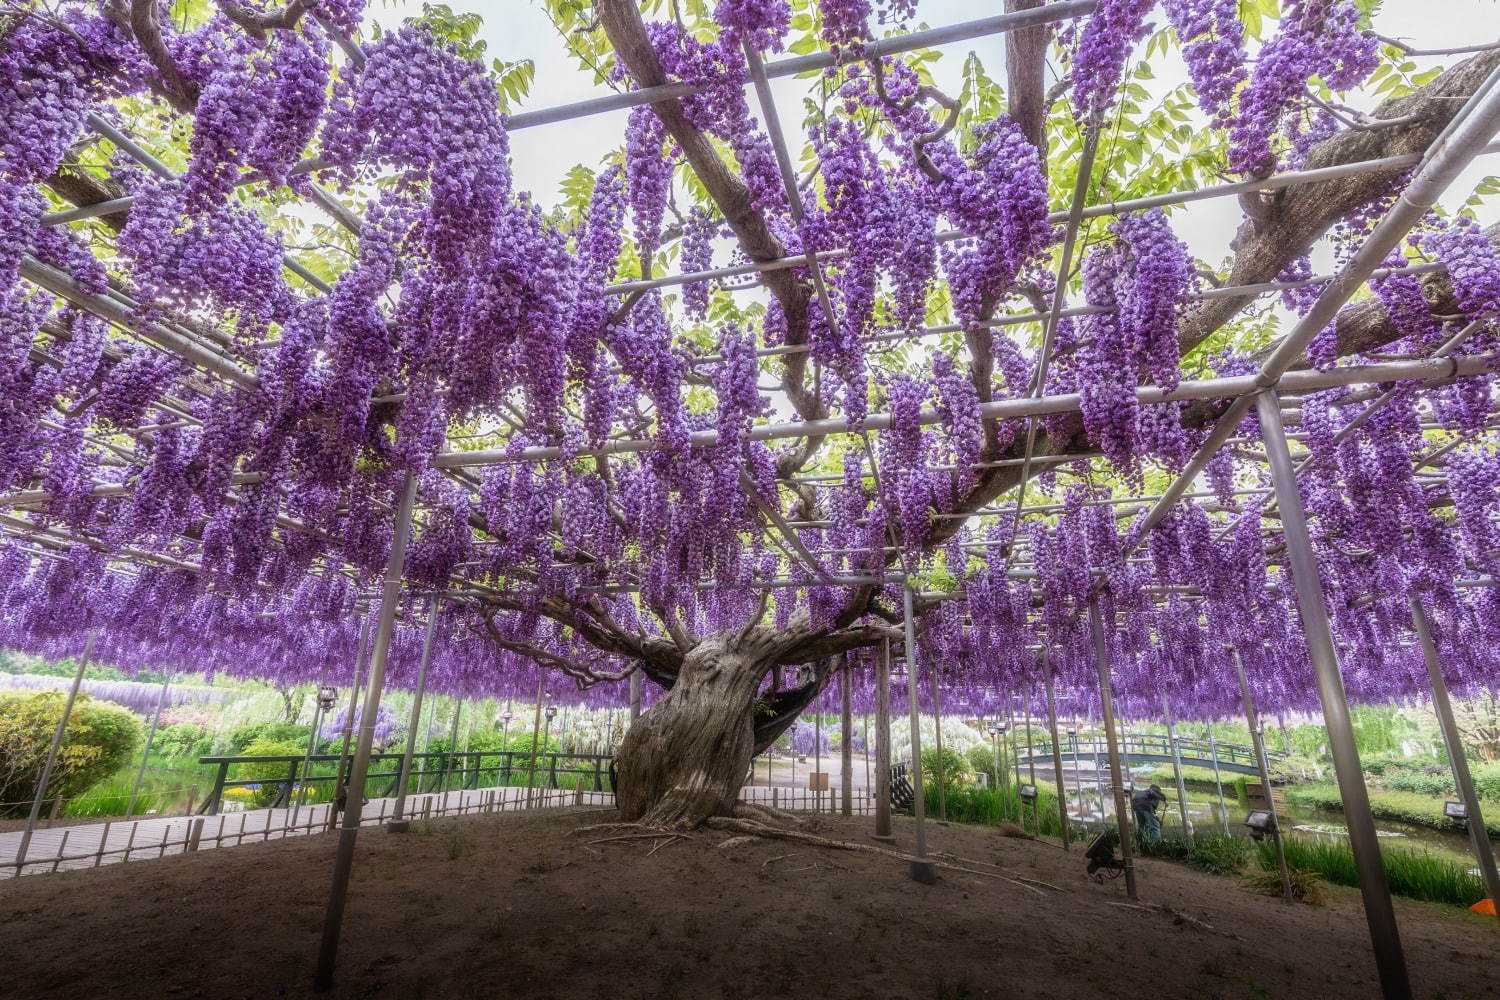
987;721;1003;793
1065;724;1080;817
543;706;557;796
498;711;514;785
292;685;339;828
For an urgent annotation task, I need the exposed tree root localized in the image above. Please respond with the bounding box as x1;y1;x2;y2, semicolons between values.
585;832;689;846
646;835;685;857
732;802;810;828
933;852;1067;893
1105;901;1245;941
569;822;668;836
704;817;1054;895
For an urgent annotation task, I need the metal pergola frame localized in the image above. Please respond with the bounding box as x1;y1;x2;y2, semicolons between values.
6;6;1500;995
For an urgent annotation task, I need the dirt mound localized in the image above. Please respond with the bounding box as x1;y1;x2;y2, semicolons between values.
0;809;1494;999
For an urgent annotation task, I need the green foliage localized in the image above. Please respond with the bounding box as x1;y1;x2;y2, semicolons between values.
1285;783;1500;838
227;721;311;754
1377;767;1457;798
1257;838;1486;908
504;732;560;756
1474;764;1500;803
920;746;968;788
1141;764;1232;794
964;744;998;784
233;738;306;808
0;690;142;816
1137;832;1251;876
1268;753;1325;783
1349;705;1416;757
921;780;1066;838
154;723;207;760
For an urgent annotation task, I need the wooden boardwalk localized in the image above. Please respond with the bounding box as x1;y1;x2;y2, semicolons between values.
0;785;614;879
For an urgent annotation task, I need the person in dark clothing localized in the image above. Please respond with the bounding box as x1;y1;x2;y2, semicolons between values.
1131;783;1168;844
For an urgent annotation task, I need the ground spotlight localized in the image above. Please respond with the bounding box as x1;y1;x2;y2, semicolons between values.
1244;809;1277;841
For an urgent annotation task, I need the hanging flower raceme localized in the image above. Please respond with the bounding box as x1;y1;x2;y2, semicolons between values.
1162;0;1246;128
1073;210;1193;469
1229;0;1377;176
1071;0;1155;122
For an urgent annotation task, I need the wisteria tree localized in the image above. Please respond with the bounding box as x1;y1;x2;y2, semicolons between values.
2;0;1499;828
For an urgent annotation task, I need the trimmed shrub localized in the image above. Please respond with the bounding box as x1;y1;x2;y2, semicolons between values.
154;722;207;760
233;738;307;808
0;690;142;816
965;744;997;784
1474;764;1500;803
1377;767;1455;798
227;721;311;754
920;746;969;789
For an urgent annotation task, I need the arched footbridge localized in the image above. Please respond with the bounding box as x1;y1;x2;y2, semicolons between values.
1012;734;1285;777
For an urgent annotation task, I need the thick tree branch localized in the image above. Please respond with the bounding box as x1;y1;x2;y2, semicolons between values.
596;0;829;475
923;48;1500;550
1004;0;1050;154
216;0;318;35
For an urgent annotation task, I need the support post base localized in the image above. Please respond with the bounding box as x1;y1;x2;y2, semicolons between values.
868;833;896;843
909;859;938;884
384;820;410;834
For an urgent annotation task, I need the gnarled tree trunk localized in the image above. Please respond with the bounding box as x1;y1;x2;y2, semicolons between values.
614;628;835;828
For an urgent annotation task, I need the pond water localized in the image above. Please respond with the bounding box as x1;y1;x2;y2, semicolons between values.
1033;761;1487;871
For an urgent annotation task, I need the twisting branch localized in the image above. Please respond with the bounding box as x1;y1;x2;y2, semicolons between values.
596;0;831;485
216;0;319;35
476;611;631;688
123;0;198;112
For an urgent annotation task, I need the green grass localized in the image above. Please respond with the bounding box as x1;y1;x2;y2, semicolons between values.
62;759;218;817
1257;837;1486;907
1136;832;1251;875
1141;764;1244;798
1285;783;1500;839
922;779;1066;837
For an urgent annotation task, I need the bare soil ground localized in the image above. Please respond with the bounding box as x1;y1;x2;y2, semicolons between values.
0;808;1495;1000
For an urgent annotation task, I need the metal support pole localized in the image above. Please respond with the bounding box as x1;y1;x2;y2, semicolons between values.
1162;696;1192;844
992;733;1003;797
1026;685;1038;834
814;682;823;812
1233;647;1292;903
1207;724;1230;835
930;662;948;824
126;670;172;821
629;669;641;723
1088;600;1136;900
840;656;853;818
1043;653;1070;850
1409;594;1500;921
524;674;546;807
1010;696;1024;791
390;598;441;830
1257;389;1411;999
330;616;373;830
446;698;463;794
902;584;936;883
16;632;96;868
872;640;894;842
291;695;324;829
314;469;418;992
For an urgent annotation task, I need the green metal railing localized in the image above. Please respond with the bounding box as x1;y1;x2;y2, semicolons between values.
195;749;615;815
